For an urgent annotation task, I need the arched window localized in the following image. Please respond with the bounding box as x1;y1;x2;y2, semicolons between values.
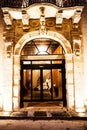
21;38;64;55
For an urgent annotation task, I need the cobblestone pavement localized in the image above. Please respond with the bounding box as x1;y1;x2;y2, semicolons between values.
0;119;87;130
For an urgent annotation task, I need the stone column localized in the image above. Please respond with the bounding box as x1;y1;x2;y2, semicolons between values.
74;56;86;113
72;36;85;112
0;53;4;111
65;54;74;110
13;55;20;111
3;43;13;111
0;9;5;111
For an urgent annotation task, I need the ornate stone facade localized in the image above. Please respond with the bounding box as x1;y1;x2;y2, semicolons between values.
0;2;87;114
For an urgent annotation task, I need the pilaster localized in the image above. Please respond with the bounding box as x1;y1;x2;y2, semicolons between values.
65;54;74;110
13;55;20;111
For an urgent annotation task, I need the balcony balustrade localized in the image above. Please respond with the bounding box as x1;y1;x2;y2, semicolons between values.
1;0;86;8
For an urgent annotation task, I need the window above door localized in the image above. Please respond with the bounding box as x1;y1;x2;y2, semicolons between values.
21;38;64;55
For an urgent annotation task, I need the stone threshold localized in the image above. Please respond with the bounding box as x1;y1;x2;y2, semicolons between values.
0;110;87;120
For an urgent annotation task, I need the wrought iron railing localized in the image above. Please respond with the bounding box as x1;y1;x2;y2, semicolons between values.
1;0;86;8
29;0;86;7
29;0;56;5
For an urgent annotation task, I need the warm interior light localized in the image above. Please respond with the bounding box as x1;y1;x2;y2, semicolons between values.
38;45;47;54
46;79;49;83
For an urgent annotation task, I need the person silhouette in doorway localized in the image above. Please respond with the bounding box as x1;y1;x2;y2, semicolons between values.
53;84;58;97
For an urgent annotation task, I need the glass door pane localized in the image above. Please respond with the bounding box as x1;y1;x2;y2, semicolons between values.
52;69;62;100
43;70;52;100
32;70;41;100
23;69;31;100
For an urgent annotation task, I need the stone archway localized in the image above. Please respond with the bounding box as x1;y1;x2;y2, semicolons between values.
14;31;72;55
13;30;74;111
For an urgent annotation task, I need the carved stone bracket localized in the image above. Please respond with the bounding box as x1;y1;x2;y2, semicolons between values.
73;9;83;24
56;10;63;27
22;10;29;30
3;11;12;26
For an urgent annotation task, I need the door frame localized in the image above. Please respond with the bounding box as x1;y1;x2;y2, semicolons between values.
20;59;66;107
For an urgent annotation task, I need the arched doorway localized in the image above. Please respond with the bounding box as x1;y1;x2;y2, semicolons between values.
13;31;74;111
20;38;66;107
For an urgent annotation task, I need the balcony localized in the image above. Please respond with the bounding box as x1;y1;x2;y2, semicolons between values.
29;0;86;7
29;0;56;5
1;0;86;8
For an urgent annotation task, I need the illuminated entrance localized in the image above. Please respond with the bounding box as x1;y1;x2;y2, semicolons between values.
1;2;85;113
20;38;66;107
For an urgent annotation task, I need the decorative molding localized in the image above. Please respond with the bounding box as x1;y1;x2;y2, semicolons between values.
30;20;40;27
46;19;55;27
39;7;46;35
73;39;81;56
6;42;13;58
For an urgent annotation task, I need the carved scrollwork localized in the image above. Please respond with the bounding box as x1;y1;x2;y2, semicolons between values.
46;19;55;27
30;20;40;28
